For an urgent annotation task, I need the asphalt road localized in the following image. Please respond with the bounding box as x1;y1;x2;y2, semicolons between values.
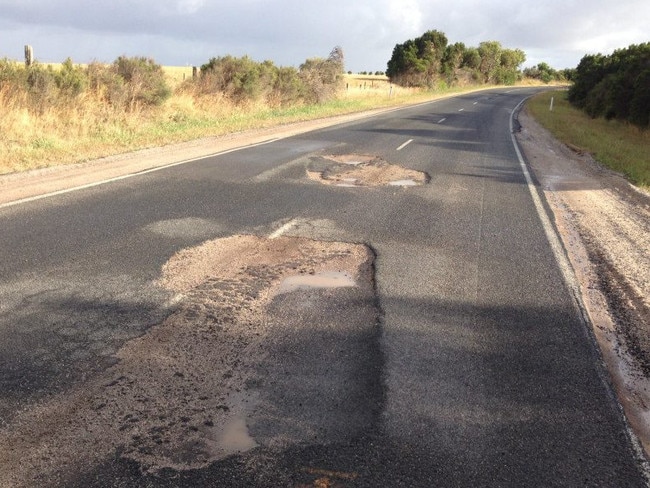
1;88;647;486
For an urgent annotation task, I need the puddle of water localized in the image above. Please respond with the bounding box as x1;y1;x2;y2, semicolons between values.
277;271;356;294
325;154;375;166
388;179;419;187
214;417;258;457
336;177;359;187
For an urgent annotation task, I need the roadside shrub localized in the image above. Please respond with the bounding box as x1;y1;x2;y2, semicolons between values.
199;55;264;103
55;58;87;98
267;66;304;107
26;64;58;113
113;56;171;109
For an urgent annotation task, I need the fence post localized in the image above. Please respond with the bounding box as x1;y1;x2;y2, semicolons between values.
192;66;198;78
24;45;34;67
549;96;554;111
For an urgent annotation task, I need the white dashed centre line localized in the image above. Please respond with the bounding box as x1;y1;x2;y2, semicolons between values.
438;118;447;124
396;139;414;151
269;219;298;239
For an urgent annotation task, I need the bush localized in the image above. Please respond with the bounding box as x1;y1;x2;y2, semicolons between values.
199;55;264;103
26;64;58;113
55;58;87;98
113;56;171;109
299;46;345;103
569;43;650;128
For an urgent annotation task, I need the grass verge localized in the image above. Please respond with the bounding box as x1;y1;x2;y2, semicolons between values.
526;90;650;188
0;80;491;176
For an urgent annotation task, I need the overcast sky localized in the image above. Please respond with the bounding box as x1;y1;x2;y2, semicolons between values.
0;0;648;72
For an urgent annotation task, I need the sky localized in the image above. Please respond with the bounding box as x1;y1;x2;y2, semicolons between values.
0;0;648;73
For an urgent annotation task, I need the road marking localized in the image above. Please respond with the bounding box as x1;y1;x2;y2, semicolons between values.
458;108;465;112
0;138;280;210
269;219;298;239
510;98;594;327
438;118;447;124
473;102;478;105
396;139;414;151
510;97;650;475
509;100;576;291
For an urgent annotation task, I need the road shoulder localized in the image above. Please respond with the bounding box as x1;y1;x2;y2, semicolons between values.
516;106;650;459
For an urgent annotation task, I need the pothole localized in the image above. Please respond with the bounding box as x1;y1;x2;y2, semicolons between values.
276;270;356;295
307;154;429;188
0;234;377;482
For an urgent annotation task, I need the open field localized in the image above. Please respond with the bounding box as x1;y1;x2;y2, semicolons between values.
526;90;650;188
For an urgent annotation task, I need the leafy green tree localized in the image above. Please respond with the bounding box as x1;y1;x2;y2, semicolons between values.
568;53;608;108
477;41;502;83
442;42;466;82
569;43;650;127
387;30;447;87
462;48;481;70
630;68;650;127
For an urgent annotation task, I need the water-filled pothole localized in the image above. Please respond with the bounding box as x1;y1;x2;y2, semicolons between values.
276;271;356;295
307;154;428;188
0;234;376;480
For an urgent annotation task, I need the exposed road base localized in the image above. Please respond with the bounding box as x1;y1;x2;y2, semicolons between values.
0;235;378;486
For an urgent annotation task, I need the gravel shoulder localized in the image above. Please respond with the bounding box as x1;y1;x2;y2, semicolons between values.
516;106;650;457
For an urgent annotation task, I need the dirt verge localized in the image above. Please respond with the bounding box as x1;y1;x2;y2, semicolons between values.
515;106;650;458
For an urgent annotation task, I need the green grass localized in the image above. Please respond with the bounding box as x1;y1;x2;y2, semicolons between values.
526;90;650;188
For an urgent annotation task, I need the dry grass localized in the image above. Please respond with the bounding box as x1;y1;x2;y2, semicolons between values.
527;90;650;188
0;68;449;175
0;65;538;175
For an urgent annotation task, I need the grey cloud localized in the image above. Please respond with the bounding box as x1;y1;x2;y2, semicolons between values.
0;0;648;71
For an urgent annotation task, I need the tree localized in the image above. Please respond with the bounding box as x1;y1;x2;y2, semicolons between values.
387;30;527;88
442;42;466;81
568;43;650;127
299;46;345;103
477;41;502;83
387;30;447;87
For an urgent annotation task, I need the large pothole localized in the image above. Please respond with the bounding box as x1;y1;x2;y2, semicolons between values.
307;154;429;187
0;235;378;484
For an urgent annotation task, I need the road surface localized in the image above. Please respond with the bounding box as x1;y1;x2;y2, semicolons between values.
0;88;647;486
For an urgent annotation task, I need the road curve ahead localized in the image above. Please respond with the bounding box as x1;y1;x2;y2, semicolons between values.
0;88;647;487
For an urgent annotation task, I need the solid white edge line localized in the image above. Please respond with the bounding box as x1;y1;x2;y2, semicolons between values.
510;99;582;299
396;139;414;151
509;97;650;473
268;218;298;239
0;138;280;210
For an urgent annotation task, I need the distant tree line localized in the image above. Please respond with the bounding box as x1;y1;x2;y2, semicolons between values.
568;43;650;128
386;30;526;88
522;62;574;84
